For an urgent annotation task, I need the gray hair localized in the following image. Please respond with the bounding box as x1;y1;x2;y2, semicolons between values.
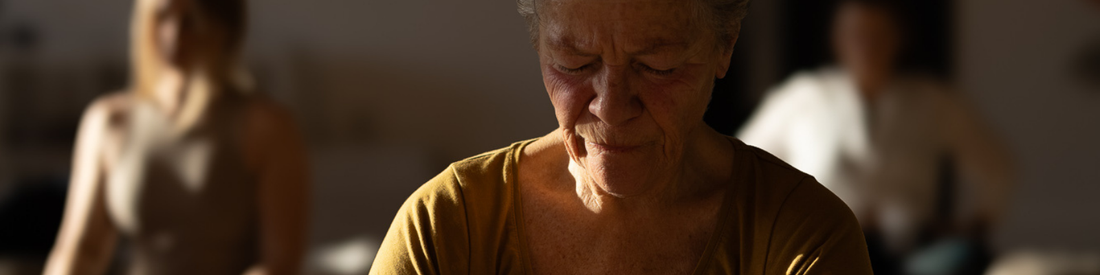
516;0;751;47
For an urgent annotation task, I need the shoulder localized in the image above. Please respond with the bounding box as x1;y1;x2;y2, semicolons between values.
762;71;823;106
238;95;305;156
892;74;963;105
771;68;847;100
231;95;310;179
403;141;524;216
397;139;529;232
891;75;976;119
407;145;511;207
449;143;517;184
733;140;871;273
731;139;843;227
76;92;137;144
69;92;135;177
393;140;526;219
373;162;473;274
747;68;842;125
82;92;135;128
733;139;860;234
736;141;811;188
773;177;860;234
373;141;527;273
240;95;300;136
765;176;872;274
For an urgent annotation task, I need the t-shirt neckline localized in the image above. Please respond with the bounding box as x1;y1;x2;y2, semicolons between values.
507;136;743;274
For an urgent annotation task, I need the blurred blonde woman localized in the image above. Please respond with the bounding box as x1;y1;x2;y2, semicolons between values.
44;0;309;274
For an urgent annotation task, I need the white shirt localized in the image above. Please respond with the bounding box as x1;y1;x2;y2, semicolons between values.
738;68;1012;251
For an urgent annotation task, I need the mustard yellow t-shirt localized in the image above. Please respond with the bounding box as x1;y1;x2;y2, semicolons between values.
370;138;873;274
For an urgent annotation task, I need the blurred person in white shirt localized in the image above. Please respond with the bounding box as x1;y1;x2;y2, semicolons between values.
738;0;1014;273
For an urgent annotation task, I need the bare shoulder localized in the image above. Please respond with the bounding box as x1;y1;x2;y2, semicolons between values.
80;91;137;133
237;95;307;170
71;92;136;174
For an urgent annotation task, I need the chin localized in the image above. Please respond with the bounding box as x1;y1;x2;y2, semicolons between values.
583;151;665;197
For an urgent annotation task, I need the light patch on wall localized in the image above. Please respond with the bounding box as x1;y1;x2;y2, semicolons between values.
311;236;379;275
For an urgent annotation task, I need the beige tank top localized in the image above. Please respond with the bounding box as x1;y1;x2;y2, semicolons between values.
104;94;259;275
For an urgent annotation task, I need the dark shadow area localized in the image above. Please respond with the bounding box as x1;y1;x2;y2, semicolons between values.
780;0;953;78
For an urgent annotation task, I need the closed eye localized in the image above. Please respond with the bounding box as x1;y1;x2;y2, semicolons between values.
639;64;676;76
556;64;592;74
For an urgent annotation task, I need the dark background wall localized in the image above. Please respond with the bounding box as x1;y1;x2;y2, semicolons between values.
0;0;1097;274
780;0;955;77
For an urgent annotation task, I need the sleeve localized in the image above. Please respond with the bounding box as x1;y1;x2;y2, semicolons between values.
765;177;874;275
369;166;471;275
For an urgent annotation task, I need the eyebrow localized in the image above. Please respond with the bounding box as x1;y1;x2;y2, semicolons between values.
547;37;598;56
546;37;689;56
633;39;689;56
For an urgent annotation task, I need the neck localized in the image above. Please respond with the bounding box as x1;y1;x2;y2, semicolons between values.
567;124;734;216
152;68;188;115
857;80;887;103
148;67;219;130
851;67;894;103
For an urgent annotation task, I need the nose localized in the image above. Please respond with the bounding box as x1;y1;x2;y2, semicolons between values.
589;66;643;126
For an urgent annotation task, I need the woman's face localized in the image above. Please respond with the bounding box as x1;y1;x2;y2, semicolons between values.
832;3;900;89
147;0;230;71
538;0;734;197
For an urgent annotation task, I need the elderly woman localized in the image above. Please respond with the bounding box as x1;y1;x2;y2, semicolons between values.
370;0;872;273
44;0;308;274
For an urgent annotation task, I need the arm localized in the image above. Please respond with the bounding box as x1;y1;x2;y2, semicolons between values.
766;178;873;275
934;91;1015;227
44;101;119;275
242;101;311;275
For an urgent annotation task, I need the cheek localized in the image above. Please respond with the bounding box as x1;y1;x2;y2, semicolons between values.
155;18;180;56
639;68;713;127
542;68;594;128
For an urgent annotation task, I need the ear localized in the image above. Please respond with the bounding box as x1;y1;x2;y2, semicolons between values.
715;26;741;80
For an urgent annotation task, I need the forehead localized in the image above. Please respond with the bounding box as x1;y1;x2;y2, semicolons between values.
539;0;706;53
